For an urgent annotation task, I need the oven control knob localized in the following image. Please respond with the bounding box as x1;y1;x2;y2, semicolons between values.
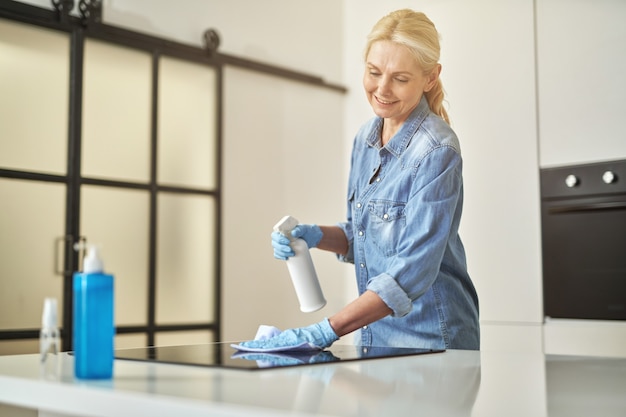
565;174;579;188
602;170;617;184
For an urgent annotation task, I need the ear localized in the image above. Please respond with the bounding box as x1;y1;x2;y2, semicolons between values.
424;64;441;92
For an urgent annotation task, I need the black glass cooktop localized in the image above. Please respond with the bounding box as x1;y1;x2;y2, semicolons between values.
115;343;444;371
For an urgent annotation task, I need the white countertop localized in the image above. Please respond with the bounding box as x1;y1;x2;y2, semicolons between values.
0;346;625;417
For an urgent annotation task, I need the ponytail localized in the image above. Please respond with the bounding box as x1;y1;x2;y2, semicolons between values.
425;79;449;124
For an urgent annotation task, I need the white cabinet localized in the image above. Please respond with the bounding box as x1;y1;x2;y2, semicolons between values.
536;0;626;167
436;0;626;354
442;0;542;326
440;0;543;350
544;319;626;358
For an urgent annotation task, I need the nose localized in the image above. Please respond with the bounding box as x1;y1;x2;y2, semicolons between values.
376;76;392;96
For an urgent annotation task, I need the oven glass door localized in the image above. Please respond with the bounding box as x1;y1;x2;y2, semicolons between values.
542;195;626;320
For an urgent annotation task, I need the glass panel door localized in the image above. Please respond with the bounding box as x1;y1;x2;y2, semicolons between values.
0;18;69;175
80;186;150;328
156;193;216;325
82;39;152;183
80;38;155;346
157;56;218;190
0;18;69;355
0;179;65;354
154;56;218;344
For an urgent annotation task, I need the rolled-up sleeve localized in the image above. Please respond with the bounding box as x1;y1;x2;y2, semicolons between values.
367;273;413;317
336;221;354;264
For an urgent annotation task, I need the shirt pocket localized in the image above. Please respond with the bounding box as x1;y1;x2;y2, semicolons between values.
367;199;406;257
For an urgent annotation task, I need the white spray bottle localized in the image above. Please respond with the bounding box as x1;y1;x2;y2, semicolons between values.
273;215;326;313
40;297;60;379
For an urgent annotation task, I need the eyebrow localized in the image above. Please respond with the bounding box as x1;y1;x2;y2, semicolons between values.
366;63;414;76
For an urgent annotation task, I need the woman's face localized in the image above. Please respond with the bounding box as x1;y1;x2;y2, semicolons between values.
363;40;439;125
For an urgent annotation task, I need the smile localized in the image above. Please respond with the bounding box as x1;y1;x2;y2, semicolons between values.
375;96;396;105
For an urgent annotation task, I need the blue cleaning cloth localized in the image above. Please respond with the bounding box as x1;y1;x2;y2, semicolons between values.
231;319;338;353
230;324;320;352
230;342;319;353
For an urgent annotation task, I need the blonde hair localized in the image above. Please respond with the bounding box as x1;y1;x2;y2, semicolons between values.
365;9;449;124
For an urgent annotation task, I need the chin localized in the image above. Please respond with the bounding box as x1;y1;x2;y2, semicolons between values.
372;107;394;119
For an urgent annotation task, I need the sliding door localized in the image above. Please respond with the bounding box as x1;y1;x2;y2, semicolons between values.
0;12;221;353
0;18;70;354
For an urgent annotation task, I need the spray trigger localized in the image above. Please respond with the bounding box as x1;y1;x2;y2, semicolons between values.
273;215;300;241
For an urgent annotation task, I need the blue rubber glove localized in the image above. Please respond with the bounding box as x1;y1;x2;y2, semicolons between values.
271;224;323;260
232;318;339;352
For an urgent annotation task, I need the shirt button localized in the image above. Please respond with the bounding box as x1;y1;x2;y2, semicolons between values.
359;263;365;268
356;203;362;209
375;177;381;182
358;230;364;236
383;213;389;220
363;325;368;330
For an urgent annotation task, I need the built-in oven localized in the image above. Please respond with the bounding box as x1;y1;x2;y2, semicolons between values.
541;159;626;321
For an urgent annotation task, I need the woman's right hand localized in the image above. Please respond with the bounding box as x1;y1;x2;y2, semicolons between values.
271;231;293;260
271;224;323;260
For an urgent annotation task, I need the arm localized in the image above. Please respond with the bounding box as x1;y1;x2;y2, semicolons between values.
317;227;391;336
329;290;392;337
316;225;349;257
233;289;393;352
236;228;390;351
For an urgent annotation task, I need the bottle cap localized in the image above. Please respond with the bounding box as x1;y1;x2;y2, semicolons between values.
42;298;58;329
83;245;104;274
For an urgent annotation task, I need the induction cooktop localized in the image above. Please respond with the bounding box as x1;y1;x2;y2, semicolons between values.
114;343;444;371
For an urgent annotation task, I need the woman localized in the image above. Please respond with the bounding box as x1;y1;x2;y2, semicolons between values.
238;9;479;351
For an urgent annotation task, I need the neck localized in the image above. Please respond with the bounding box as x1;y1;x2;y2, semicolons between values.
381;119;401;145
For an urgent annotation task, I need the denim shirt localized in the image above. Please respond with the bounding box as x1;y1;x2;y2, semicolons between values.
337;96;480;350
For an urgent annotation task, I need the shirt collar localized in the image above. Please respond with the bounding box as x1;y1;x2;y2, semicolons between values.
366;95;431;157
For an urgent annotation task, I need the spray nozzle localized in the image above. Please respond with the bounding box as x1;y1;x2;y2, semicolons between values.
41;297;60;364
273;215;300;242
41;298;58;329
73;242;104;274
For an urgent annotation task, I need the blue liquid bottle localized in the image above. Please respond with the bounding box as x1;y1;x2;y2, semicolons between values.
73;245;114;379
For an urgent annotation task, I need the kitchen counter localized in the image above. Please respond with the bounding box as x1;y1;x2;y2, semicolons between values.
0;345;625;417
